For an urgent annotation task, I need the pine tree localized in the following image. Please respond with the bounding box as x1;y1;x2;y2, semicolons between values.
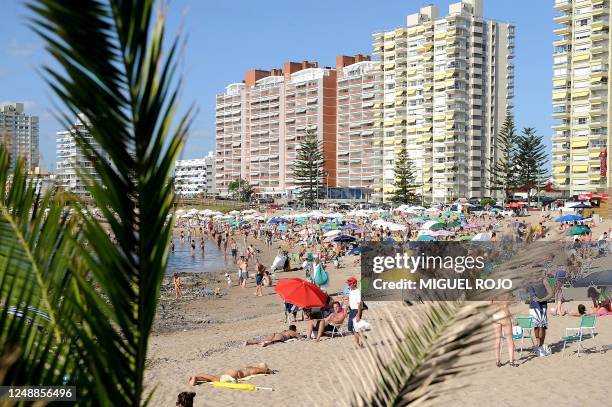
228;178;254;202
516;128;548;204
391;147;419;204
293;131;324;207
490;112;518;202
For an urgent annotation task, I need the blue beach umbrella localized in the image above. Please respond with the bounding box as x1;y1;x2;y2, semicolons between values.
556;214;584;222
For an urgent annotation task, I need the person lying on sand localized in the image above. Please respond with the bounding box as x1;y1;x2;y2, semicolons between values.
244;325;300;347
189;363;274;385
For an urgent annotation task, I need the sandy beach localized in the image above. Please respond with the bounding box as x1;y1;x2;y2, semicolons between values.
145;210;612;406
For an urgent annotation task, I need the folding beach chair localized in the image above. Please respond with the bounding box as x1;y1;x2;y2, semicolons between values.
562;315;599;356
329;320;346;338
501;317;534;354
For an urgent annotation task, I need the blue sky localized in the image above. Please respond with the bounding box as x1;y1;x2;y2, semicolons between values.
0;0;555;171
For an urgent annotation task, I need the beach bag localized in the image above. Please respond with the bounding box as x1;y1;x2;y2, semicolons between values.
352;318;370;332
313;264;328;286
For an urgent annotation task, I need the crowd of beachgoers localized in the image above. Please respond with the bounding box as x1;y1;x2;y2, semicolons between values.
159;201;612;407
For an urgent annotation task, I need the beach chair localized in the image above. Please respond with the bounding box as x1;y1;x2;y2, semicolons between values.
562;315;599;356
501;317;534;354
513;317;535;353
329;320;346;338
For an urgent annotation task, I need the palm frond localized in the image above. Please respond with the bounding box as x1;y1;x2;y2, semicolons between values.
25;0;190;404
0;146;84;388
342;301;492;406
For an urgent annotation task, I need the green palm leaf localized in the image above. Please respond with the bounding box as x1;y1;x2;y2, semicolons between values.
0;146;85;389
7;0;191;404
344;302;492;406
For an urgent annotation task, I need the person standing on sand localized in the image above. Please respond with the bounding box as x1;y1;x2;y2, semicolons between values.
528;276;554;357
254;259;265;297
238;256;248;288
173;273;183;299
347;276;364;348
491;297;518;367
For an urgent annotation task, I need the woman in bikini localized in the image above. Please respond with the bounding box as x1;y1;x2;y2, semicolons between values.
188;363;275;385
491;296;518;367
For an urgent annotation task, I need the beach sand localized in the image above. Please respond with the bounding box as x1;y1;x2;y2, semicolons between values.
145;212;612;406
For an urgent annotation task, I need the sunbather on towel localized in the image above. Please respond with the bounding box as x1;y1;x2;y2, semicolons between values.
244;325;300;347
189;363;274;385
307;301;347;342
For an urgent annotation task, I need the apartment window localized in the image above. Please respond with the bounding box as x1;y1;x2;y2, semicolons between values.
577;19;589;27
577;118;587;125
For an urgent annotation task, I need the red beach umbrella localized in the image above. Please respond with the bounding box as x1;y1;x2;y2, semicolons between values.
274;278;328;308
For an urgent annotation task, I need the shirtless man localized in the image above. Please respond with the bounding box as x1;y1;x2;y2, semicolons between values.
244;325;300;347
188;363;274;385
307;301;346;342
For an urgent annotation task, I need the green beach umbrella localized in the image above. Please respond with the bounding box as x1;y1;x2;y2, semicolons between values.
429;223;446;231
567;225;591;236
446;220;461;228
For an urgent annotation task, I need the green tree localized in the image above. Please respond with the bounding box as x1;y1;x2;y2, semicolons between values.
391;147;419;204
1;1;189;404
228;178;254;202
481;197;496;207
293;131;324;207
490;112;518;202
516;128;549;204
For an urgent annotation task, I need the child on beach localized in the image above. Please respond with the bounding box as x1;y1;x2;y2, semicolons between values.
225;273;232;287
173;273;183;299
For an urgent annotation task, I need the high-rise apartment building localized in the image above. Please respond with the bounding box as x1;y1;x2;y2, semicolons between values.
56;114;106;194
336;55;383;198
372;0;514;202
174;152;216;196
215;59;343;198
0;102;40;171
552;0;610;194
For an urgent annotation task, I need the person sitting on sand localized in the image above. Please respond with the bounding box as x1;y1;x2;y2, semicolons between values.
176;391;195;407
306;301;347;342
189;363;275;385
244;325;300;347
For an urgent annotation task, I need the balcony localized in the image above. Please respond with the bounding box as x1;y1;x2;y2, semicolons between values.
553;0;571;10
553;13;571;25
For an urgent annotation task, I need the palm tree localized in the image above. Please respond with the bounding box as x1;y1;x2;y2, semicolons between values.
1;0;189;404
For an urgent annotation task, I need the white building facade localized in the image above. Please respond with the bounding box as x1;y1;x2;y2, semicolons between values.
174;152;216;196
56;114;105;194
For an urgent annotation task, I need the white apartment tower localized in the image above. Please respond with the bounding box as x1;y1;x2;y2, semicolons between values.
56;114;105;194
0;103;40;171
551;0;610;194
372;0;514;202
174;152;216;196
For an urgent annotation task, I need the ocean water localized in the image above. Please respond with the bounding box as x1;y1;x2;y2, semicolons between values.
166;238;236;274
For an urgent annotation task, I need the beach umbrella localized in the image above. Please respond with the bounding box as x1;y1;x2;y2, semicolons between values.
556;214;583;222
417;235;436;241
446;220;461;228
323;229;341;237
429;223;446;231
268;217;290;224
570;203;591;209
567;225;591;236
472;232;492;241
332;234;357;243
342;223;360;230
505;202;522;209
274;278;328;308
383;237;397;244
